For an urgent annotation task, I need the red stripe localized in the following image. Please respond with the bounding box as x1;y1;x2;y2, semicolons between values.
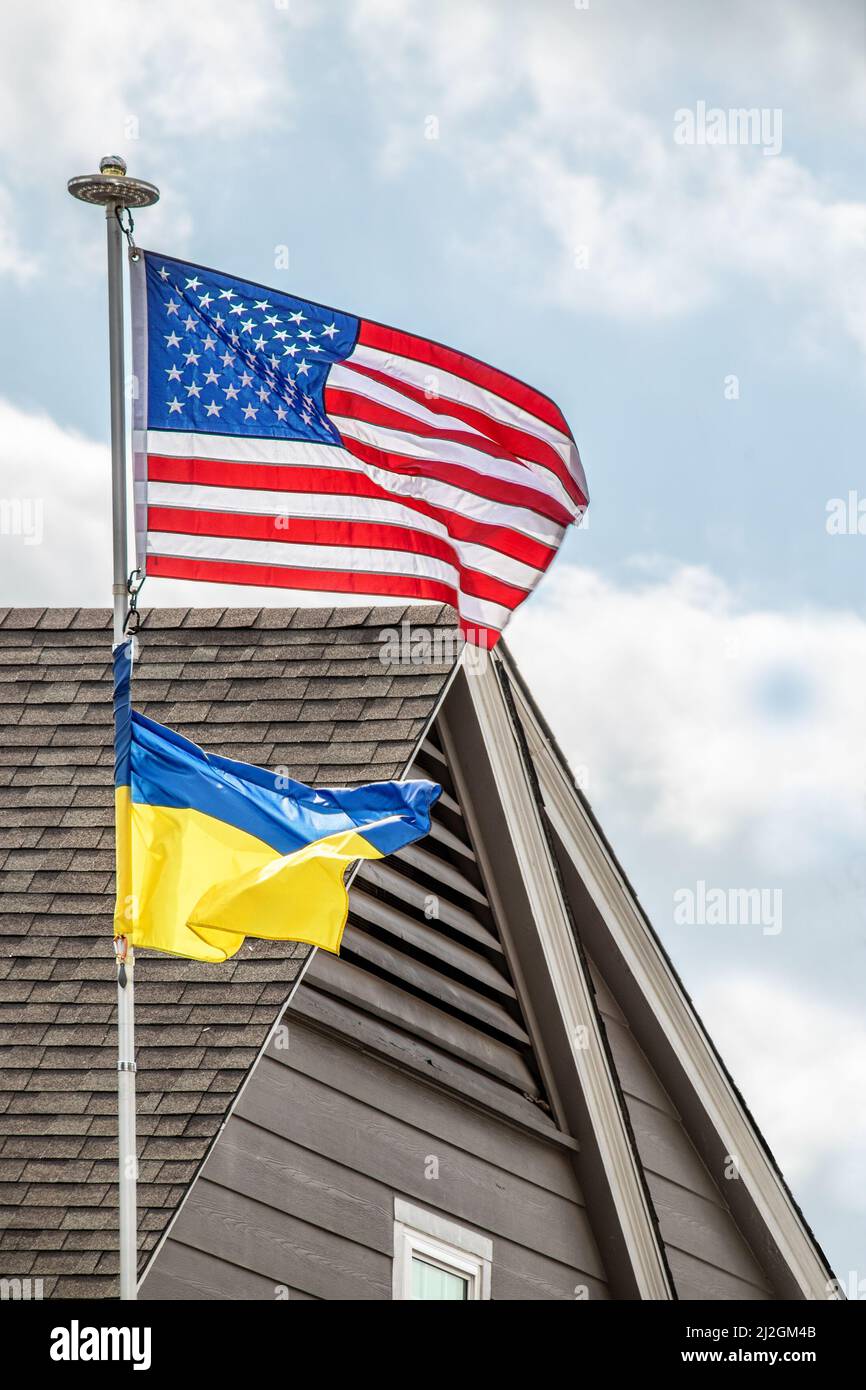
325;386;527;467
334;359;586;510
147;553;502;648
147;455;559;570
358;319;573;440
147;506;530;608
335;437;574;529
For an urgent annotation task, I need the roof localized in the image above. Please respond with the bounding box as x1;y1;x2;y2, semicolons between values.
0;603;456;1297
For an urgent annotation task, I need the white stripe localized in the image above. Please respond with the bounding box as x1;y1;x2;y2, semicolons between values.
346;341;588;503
147;430;350;468
329;361;581;516
146;531;512;629
148;481;542;590
148;432;565;548
329;361;494;438
330;412;576;516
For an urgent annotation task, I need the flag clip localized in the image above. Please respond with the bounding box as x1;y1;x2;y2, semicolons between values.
114;933;129;989
123;569;144;636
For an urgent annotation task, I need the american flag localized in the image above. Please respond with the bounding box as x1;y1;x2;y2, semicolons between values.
130;251;587;647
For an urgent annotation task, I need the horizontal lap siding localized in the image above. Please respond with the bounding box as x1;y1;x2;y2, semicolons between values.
588;959;774;1300
142;1028;608;1300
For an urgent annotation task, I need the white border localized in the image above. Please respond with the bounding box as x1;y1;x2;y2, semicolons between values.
128;250;149;574
393;1199;492;1300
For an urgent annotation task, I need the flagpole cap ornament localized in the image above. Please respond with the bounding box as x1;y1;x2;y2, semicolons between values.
67;155;160;208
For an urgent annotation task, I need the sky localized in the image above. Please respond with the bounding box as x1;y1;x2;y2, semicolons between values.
0;0;864;1287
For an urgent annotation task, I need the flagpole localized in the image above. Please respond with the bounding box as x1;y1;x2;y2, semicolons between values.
68;156;159;1301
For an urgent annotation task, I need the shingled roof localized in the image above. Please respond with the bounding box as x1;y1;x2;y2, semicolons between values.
0;604;456;1298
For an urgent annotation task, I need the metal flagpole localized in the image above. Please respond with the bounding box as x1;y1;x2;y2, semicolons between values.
68;156;159;1301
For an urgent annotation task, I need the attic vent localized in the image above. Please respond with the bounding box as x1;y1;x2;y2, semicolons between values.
300;723;553;1117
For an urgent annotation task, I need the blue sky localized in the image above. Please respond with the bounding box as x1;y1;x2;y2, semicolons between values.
1;0;864;1286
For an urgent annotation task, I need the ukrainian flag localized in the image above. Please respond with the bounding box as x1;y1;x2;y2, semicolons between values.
112;640;440;963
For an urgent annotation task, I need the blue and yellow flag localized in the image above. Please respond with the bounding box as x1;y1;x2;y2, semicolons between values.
113;640;440;963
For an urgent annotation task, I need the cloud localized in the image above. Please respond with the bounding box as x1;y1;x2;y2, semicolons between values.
0;0;305;265
0;400;111;603
700;973;866;1203
345;0;866;357
0;187;37;281
507;561;866;866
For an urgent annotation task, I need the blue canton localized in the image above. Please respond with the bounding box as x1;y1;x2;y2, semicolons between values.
144;252;359;447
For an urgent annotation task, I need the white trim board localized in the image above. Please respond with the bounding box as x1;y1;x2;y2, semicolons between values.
464;652;673;1301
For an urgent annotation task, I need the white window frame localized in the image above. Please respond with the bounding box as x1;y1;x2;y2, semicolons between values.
392;1199;492;1301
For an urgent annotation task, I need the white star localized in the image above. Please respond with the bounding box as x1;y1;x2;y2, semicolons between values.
239;370;253;388
167;396;183;413
242;404;258;420
223;383;239;400
268;353;280;370
264;314;279;327
240;317;255;334
282;343;298;357
204;368;220;385
183;315;197;333
229;303;246;316
165;299;180;316
288;311;306;325
185;381;202;398
204;400;222;417
184;276;202;291
254;299;271;311
165;332;181;349
321;321;338;339
296;359;311;376
256;386;270;403
218;288;236;300
184;350;200;366
158;266;171;282
202;334;217;352
253;335;266;351
213;314;226;331
308;344;322;354
275;405;288;422
299;329;313;342
229;330;240;345
221;351;236;368
165;365;182;382
199;292;213;309
273;330;288;342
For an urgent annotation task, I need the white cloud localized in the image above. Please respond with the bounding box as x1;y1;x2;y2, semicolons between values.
0;0;303;265
0;186;37;281
508;561;866;866
0;400;111;603
700;973;866;1203
345;0;866;357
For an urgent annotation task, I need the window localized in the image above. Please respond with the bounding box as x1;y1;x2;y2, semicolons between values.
393;1199;492;1301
